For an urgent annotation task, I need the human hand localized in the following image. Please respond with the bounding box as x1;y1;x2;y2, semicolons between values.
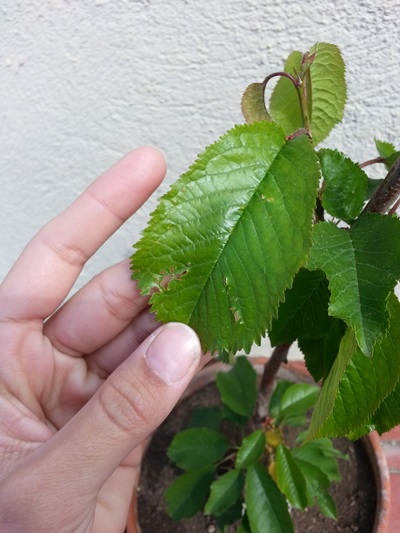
0;148;205;533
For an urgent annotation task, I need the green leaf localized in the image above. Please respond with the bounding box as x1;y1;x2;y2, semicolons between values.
318;149;368;222
269;268;331;346
317;491;337;519
205;469;245;516
238;513;252;533
132;122;320;356
291;440;343;483
373;380;400;434
235;429;266;469
299;317;347;382
221;403;249;426
188;406;221;431
309;293;400;438
167;428;229;471
165;466;215;520
276;444;308;510
215;498;243;529
367;178;384;200
292;456;330;505
217;357;257;417
308;213;400;356
275;383;320;427
245;461;294;533
270;43;346;145
375;139;399;170
269;380;293;419
241;82;271;123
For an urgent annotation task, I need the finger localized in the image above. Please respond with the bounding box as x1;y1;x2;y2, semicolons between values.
43;259;153;356
16;324;203;516
0;147;166;322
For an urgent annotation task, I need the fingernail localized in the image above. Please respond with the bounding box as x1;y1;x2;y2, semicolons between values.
145;323;201;384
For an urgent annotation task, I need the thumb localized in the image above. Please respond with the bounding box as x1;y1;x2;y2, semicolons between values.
39;323;202;495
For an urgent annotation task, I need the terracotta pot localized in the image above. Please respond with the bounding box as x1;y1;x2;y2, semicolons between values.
127;358;391;533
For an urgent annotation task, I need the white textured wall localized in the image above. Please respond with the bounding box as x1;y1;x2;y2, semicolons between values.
1;0;399;356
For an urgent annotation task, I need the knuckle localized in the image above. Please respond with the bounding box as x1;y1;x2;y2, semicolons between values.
97;376;153;435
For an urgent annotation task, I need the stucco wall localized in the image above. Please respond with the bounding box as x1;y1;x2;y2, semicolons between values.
1;0;399;356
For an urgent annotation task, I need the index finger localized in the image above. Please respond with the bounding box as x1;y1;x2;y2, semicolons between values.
0;147;166;321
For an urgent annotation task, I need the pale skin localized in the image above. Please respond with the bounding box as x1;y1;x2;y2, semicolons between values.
0;147;208;532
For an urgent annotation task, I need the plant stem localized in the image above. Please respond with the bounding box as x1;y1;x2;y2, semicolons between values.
363;156;400;214
257;343;292;418
359;156;385;169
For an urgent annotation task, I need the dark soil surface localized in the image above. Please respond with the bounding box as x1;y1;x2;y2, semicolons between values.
137;382;377;533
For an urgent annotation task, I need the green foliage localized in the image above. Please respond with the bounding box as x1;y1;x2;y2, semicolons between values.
165;358;346;530
245;462;294;533
308;214;400;356
241;82;271;123
132;121;320;356
133;41;400;530
318;149;368;222
269;43;346;145
216;356;257;417
167;427;229;470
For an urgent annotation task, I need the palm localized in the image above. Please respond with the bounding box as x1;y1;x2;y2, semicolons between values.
0;148;167;532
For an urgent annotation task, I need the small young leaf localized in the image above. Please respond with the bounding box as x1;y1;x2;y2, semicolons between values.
309;294;400;438
291;440;342;483
269;380;293;419
317;491;337;520
269;268;331;346
164;466;215;520
188;406;221;431
204;469;245;516
235;429;266;469
132;121;320;356
217;357;257;417
318;148;368;222
167;428;229;471
241;82;271;124
275;383;320;427
245;461;294;533
375;139;398;170
270;43;346;145
292;456;330;505
276;444;308;510
308;213;400;356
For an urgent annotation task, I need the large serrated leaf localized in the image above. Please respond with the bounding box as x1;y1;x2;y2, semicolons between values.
308;293;400;439
269;268;331;346
373;382;400;434
246;461;294;533
319;148;368;222
270;43;346;145
276;444;308;510
308;213;400;356
132;122;320;355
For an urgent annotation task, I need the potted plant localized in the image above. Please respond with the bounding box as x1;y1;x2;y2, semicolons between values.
130;42;399;531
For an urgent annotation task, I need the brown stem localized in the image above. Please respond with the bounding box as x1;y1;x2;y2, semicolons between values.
363;156;400;214
359;157;385;169
257;343;292;418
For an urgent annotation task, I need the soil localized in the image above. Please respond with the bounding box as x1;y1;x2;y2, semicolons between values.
137;381;377;533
